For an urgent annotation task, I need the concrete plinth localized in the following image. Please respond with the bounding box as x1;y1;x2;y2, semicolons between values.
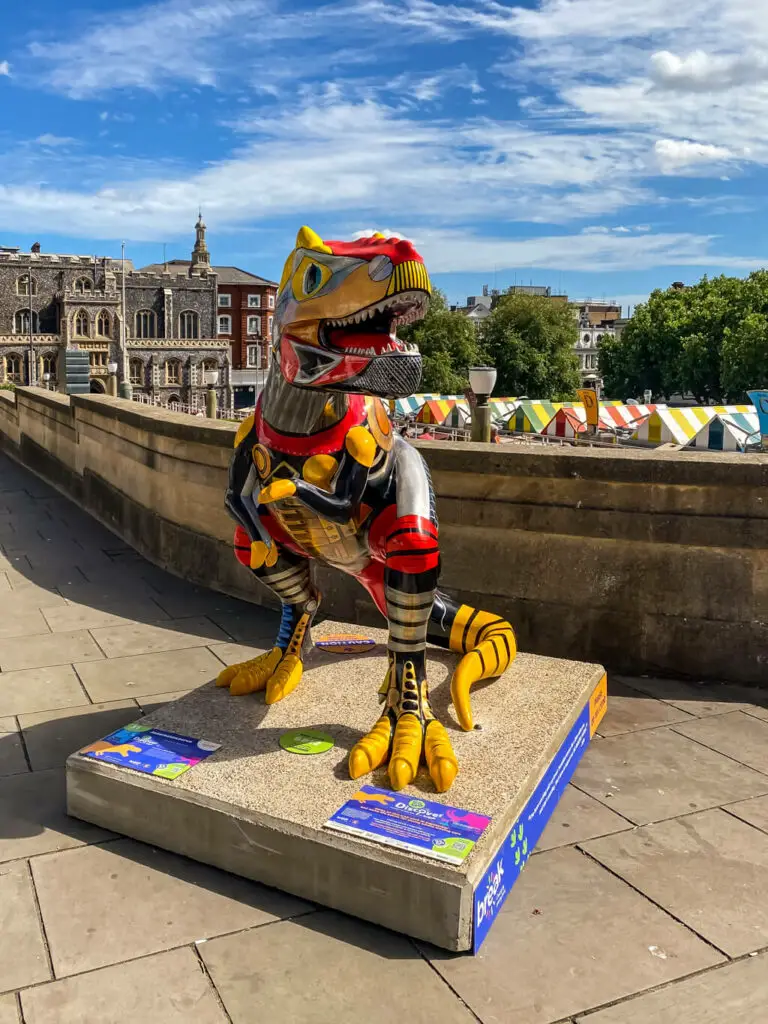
66;620;606;952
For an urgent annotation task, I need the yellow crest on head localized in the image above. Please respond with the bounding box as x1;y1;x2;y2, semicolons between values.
295;226;331;254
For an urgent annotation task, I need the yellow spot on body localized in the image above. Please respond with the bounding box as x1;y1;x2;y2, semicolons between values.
234;413;255;449
259;478;297;504
302;454;339;491
345;426;377;468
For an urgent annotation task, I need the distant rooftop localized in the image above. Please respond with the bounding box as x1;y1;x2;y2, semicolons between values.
138;259;277;287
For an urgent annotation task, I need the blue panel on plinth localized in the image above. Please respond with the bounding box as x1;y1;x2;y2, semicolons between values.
472;675;607;953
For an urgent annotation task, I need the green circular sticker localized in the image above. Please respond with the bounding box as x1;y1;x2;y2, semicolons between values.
279;729;334;755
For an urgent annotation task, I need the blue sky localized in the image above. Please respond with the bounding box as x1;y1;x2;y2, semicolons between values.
1;0;766;313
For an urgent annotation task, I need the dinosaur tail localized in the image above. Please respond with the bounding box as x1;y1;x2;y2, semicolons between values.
427;592;517;731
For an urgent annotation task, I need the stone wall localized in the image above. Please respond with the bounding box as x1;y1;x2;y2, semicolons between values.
1;386;766;685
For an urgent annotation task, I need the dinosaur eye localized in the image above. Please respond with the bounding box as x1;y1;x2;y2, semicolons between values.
292;256;332;300
304;263;323;294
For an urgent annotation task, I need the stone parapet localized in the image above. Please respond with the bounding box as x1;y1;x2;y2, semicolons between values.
0;386;766;684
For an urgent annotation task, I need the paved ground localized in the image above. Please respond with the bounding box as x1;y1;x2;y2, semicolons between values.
2;450;768;1023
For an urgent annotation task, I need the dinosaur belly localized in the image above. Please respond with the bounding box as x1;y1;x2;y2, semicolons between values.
268;497;370;573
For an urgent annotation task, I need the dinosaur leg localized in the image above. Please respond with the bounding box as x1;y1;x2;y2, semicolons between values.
428;592;517;730
216;526;319;703
349;502;458;793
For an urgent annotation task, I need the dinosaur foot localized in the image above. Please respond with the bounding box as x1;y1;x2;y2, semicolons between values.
215;647;304;703
349;713;458;793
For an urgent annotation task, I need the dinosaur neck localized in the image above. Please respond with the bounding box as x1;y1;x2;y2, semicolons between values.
260;363;350;435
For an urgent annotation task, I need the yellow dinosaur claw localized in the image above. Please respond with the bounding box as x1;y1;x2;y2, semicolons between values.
424;720;459;792
388;713;422;790
216;663;240;687
226;647;283;696
450;652;483;731
265;653;303;704
349;717;392;779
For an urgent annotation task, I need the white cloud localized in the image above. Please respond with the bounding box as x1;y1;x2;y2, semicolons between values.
35;134;76;147
0;61;10;76
650;50;768;92
654;138;735;172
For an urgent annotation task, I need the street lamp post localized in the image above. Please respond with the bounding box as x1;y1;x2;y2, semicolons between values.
42;372;50;391
205;368;219;419
469;365;497;443
107;361;118;397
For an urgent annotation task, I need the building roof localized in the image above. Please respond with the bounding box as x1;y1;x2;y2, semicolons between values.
138;259;277;286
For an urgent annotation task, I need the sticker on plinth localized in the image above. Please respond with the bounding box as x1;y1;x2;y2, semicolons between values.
279;729;335;755
78;723;221;780
325;785;491;865
315;634;376;654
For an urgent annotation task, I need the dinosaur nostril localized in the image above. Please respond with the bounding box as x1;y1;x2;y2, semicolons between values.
368;255;393;282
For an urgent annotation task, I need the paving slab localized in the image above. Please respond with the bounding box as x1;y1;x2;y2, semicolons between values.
87;616;229;659
208;640;269;667
0;768;112;863
41;600;170;634
205;609;281;644
0;630;103;672
597;680;693;737
0;583;65;611
573;727;768;824
0;861;51;993
30;838;312;977
0;718;27;777
20;947;228;1024
575;952;768;1023
74;646;224;702
535;784;633;851
0;608;50;642
67;621;607;952
724;794;768;834
18;702;138;771
0;665;89;718
617;675;768;718
202;910;475;1024
583;808;768;956
672;711;768;775
0;995;18;1024
422;846;722;1024
745;704;768;722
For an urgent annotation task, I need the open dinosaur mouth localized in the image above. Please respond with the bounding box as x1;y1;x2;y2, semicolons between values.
321;290;428;356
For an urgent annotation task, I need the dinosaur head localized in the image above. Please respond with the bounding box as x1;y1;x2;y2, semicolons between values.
272;226;430;399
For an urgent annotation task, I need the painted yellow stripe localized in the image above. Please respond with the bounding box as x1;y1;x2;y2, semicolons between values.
449;604;475;653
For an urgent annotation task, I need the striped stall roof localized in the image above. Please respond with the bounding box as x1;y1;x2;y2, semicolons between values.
688;410;760;451
508;400;561;434
633;405;753;446
416;399;457;425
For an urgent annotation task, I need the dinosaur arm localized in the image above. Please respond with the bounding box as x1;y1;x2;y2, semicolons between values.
259;425;377;524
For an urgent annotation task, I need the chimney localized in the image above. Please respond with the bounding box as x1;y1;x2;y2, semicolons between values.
482;284;488;297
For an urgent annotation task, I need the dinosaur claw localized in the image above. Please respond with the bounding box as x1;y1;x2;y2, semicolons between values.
389;757;416;791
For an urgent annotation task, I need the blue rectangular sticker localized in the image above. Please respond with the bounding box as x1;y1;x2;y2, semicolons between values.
325;786;492;865
78;722;221;780
473;678;606;952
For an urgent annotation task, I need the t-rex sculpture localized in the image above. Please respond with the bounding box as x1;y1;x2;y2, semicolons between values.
217;226;516;792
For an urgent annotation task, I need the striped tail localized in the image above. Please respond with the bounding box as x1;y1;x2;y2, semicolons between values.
428;593;517;731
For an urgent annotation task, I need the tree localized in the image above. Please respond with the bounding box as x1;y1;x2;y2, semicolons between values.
398;289;484;393
600;271;768;402
479;293;581;400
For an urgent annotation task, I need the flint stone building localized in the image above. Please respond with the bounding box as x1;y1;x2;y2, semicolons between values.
0;217;231;410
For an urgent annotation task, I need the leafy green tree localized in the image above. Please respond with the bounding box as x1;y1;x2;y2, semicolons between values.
600;271;768;402
479;293;581;400
399;289;484;393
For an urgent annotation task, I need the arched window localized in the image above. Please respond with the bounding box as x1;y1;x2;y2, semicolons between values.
135;310;157;339
74;277;93;295
17;275;37;296
41;353;57;378
96;310;111;337
179;310;199;339
73;309;89;337
168;394;181;408
14;309;38;333
165;360;181;385
583;334;590;344
596;334;603;343
5;353;22;382
129;359;144;386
